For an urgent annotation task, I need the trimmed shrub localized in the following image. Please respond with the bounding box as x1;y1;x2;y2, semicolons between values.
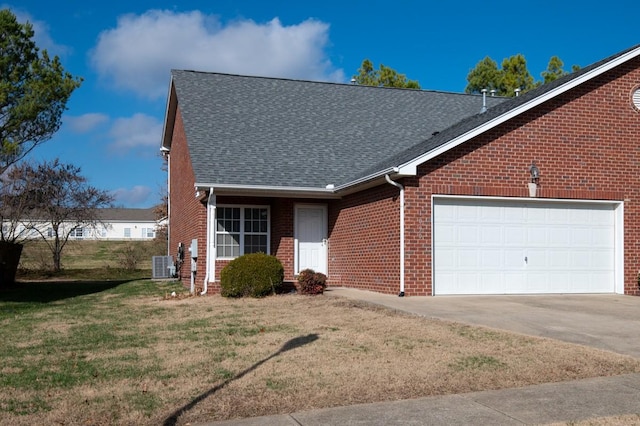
220;253;284;298
297;268;327;295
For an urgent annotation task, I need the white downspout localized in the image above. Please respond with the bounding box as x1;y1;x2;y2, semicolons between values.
201;188;215;295
385;174;405;297
166;152;171;257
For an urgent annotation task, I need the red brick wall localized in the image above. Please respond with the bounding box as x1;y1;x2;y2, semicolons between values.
328;185;403;295
401;57;640;296
168;107;207;289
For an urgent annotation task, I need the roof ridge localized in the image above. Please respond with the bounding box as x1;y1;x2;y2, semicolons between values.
170;68;493;97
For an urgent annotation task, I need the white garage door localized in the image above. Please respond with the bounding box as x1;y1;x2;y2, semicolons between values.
433;198;617;295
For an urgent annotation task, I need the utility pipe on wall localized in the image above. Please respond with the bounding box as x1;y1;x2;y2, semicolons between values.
201;188;215;296
385;174;405;297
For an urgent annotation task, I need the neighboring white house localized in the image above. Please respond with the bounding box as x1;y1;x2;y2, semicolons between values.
94;208;161;240
10;208;163;241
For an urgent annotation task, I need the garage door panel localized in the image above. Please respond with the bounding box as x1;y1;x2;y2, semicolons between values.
480;249;502;268
504;227;526;245
458;225;479;244
433;198;616;295
588;250;614;268
504;205;526;221
571;251;597;268
544;272;570;291
434;249;455;268
572;227;594;245
458;206;479;221
527;227;548;245
549;228;570;245
480;226;502;244
504;250;526;268
459;249;479;267
504;272;526;293
548;251;569;267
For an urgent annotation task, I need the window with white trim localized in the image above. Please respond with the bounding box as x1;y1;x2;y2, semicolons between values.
216;206;269;258
70;227;84;238
141;227;155;238
124;228;131;238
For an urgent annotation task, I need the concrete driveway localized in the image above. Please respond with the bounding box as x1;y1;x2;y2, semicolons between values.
327;288;640;358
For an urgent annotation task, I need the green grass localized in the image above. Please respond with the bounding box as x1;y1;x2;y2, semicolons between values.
17;239;166;272
450;355;507;371
0;279;186;419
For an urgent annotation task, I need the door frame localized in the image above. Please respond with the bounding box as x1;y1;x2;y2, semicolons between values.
431;195;624;295
294;203;328;275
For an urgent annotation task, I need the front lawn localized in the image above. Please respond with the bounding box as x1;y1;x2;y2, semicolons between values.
1;280;639;425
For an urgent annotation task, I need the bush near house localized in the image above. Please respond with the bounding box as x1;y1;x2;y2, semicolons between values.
297;269;327;295
220;253;284;298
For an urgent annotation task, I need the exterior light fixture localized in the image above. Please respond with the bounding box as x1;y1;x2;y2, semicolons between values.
528;161;540;197
529;161;540;182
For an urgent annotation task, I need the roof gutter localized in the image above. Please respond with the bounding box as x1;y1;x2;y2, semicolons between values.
333;167;400;193
194;183;340;199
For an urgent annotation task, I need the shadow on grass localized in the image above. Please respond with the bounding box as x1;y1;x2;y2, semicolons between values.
0;280;131;303
163;333;320;426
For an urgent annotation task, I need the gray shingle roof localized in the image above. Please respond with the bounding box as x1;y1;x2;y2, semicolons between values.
170;43;640;191
171;71;506;188
96;208;156;222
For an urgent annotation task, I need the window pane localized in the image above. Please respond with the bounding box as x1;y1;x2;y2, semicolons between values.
216;232;239;257
244;234;267;254
216;206;267;257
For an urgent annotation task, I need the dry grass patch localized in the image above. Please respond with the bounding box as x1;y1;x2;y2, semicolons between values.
547;414;640;425
1;281;639;426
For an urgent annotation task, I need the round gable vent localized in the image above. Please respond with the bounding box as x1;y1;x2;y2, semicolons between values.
633;87;640;111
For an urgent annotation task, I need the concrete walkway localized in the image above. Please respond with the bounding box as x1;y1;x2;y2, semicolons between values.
200;373;640;425
198;289;640;425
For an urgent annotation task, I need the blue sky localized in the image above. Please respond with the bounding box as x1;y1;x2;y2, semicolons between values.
5;1;639;208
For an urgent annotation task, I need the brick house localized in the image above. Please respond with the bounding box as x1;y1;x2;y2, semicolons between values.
161;44;640;296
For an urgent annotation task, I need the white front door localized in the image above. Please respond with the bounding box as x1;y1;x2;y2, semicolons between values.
295;204;328;275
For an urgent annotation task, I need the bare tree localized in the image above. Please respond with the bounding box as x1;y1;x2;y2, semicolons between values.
10;159;113;271
0;166;36;243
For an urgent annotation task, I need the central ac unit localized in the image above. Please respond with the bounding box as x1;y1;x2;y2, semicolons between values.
152;255;174;279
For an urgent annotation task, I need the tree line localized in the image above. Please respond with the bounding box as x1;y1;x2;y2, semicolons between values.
352;55;579;96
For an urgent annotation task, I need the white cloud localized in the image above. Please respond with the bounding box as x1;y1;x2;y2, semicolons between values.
108;113;163;151
65;113;109;133
90;10;344;99
6;5;71;57
111;185;152;207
